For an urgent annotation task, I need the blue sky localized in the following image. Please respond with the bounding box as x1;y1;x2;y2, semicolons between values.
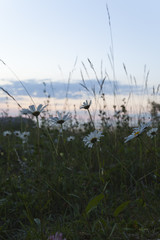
0;0;160;88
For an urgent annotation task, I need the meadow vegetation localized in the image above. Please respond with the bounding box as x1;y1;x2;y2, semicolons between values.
1;5;160;239
0;73;160;240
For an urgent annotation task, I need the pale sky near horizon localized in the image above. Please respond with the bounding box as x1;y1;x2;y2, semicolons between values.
0;0;160;88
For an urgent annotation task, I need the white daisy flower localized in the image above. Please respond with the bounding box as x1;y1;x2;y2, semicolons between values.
19;131;30;143
124;122;151;143
21;104;48;117
3;131;12;136
83;130;104;148
147;128;158;138
14;131;21;137
80;100;92;110
67;136;75;142
21;131;30;138
50;111;71;125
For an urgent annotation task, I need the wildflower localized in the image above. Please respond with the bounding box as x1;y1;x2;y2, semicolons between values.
48;232;66;240
147;127;158;138
83;129;103;148
124;122;151;143
21;104;48;117
14;130;21;137
80;100;92;110
67;136;75;142
19;131;30;143
3;131;11;136
50;111;71;125
21;131;30;138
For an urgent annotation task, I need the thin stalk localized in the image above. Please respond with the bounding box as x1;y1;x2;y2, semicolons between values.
60;125;69;159
139;136;160;159
36;116;41;167
45;128;58;157
96;143;104;182
138;166;160;182
154;137;158;179
7;136;10;171
137;137;143;176
0;59;35;106
106;149;137;185
44;179;73;209
87;109;95;129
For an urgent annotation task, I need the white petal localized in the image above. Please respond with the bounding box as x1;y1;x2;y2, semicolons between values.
57;111;62;119
21;109;31;114
29;105;36;112
40;104;48;112
37;104;43;111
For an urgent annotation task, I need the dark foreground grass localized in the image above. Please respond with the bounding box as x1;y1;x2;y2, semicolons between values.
0;110;160;240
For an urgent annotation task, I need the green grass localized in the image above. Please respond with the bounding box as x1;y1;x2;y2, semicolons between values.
0;99;160;240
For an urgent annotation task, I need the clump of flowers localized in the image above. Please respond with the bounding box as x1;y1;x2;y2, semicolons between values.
83;129;104;148
147;127;158;138
48;232;66;240
21;104;48;117
124;122;151;143
14;131;30;143
50;111;71;126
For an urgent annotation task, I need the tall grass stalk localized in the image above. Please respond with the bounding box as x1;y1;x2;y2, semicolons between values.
87;108;95;129
0;59;36;106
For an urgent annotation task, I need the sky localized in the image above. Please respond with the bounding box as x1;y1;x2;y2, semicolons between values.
0;0;159;116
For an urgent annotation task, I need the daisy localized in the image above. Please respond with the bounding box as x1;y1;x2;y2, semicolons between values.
21;104;48;117
21;131;30;138
50;111;71;125
80;100;92;110
147;128;158;138
14;131;21;137
67;136;75;142
16;131;30;143
3;131;12;136
83;130;103;148
124;122;151;143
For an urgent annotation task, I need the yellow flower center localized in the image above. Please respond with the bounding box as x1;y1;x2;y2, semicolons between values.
151;132;156;135
134;131;140;136
57;119;65;124
84;105;90;109
91;137;97;143
32;111;40;117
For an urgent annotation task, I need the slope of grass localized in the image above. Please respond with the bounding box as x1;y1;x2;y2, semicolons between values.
0;101;160;240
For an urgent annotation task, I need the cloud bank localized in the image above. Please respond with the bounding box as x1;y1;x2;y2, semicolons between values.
0;78;146;100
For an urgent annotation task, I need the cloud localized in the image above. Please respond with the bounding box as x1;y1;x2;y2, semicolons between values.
0;78;147;100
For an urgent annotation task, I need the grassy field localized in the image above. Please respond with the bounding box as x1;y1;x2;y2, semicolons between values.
0;82;160;240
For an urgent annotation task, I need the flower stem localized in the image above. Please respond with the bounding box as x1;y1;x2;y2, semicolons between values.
87;109;95;129
36;116;41;167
